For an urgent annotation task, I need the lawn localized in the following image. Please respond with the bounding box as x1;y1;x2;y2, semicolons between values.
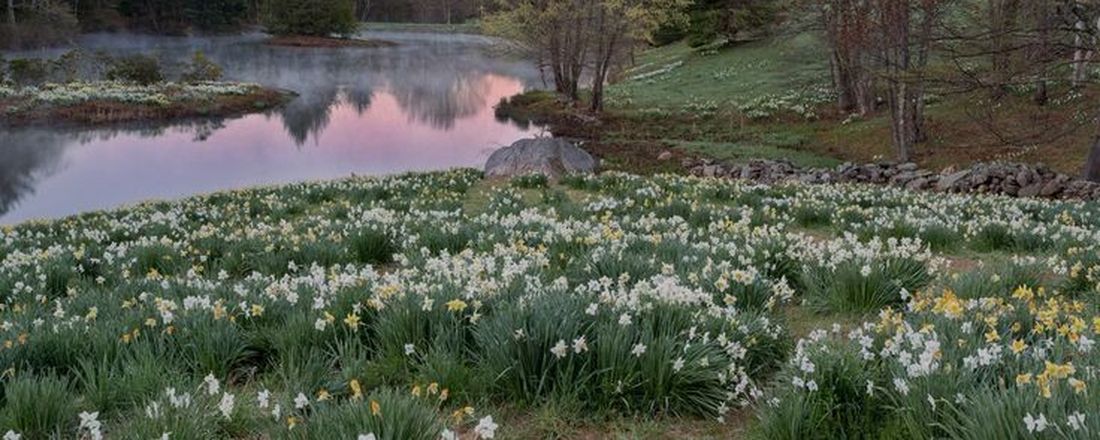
0;169;1097;438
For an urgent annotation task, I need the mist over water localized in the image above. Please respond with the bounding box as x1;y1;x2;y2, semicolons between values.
0;31;544;224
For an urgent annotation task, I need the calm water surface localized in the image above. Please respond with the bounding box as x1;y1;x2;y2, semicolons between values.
0;31;543;224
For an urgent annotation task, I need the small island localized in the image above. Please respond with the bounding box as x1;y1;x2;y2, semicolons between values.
265;35;396;48
0;52;291;127
0;81;290;126
261;0;396;49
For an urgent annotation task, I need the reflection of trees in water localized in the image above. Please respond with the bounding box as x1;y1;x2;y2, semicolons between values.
180;35;536;139
275;84;376;146
279;86;339;146
345;87;374;115
0;119;235;220
388;68;493;130
0;131;68;217
40;33;540;144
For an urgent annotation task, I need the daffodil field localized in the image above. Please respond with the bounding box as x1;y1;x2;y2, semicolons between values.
1;81;265;108
0;169;1098;438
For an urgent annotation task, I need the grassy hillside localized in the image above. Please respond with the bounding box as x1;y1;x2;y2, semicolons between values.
584;32;1099;175
0;169;1098;438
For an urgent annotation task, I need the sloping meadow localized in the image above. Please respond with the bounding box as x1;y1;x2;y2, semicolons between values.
0;169;1098;438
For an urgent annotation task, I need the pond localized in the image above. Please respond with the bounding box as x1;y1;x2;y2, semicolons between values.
0;31;544;224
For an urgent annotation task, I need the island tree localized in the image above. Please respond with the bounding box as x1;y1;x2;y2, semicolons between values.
485;0;689;112
263;0;358;37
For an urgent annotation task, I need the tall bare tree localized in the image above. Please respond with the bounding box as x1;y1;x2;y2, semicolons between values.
818;0;876;115
486;0;686;111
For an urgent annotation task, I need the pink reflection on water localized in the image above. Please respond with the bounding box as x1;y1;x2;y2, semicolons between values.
3;74;535;223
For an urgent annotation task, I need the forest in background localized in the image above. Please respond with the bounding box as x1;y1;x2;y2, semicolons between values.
0;0;491;46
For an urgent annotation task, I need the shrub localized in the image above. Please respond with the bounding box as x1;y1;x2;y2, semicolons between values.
106;54;164;85
7;58;49;86
181;51;224;83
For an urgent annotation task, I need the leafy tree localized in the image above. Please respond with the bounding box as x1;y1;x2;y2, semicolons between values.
185;0;249;32
263;0;358;37
105;54;164;85
685;0;778;47
181;51;224;82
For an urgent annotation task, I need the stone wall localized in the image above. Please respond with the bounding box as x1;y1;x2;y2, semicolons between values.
684;159;1100;201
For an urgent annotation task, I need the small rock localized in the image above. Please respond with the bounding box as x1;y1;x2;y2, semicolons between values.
936;170;971;191
702;165;720;178
906;177;930;191
1040;180;1064;197
1019;183;1043;198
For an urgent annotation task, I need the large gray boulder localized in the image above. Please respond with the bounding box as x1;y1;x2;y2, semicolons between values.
484;138;598;179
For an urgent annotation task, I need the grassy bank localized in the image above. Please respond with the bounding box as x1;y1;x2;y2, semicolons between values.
500;32;1099;176
265;35;398;48
0;81;290;126
0;168;1097;438
362;21;482;35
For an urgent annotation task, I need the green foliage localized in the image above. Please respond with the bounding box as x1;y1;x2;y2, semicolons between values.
105;54;164;85
349;228;396;265
0;374;78;438
74;347;178;415
181;51;224;83
510;174;549;189
296;388;446;440
803;257;932;314
115;0;247;34
263;0;358;37
7;59;49;86
753;342;887;440
684;0;778;47
184;0;249;32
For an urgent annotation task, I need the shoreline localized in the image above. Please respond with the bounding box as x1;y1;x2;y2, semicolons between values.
0;82;295;128
264;35;398;48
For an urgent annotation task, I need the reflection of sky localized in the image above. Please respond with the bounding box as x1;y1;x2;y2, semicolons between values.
0;33;542;224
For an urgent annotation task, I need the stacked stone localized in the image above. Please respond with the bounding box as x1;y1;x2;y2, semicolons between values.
684;158;1100;201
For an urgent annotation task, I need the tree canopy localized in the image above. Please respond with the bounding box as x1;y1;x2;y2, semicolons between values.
263;0;358;36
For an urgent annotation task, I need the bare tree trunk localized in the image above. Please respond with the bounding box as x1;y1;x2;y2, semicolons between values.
1072;15;1095;87
7;0;15;26
829;51;854;111
1027;1;1053;105
822;0;875;116
988;0;1021;98
1085;126;1100;182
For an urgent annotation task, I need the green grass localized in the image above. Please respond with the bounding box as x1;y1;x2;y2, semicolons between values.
676;140;842;169
537;28;1098;174
608;34;830;111
1;169;1099;438
361;21;481;35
